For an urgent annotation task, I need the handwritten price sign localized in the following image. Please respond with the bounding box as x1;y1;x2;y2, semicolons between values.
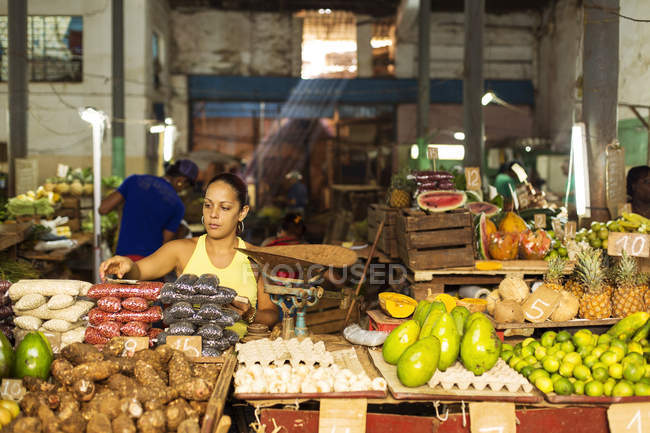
608;232;650;258
0;379;26;402
166;335;202;358
521;284;561;323
465;167;481;191
469;402;516;433
319;398;367;433
534;214;547;230
608;403;650;433
121;337;149;356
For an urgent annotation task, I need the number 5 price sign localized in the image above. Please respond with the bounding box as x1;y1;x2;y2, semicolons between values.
521;284;561;323
608;403;650;433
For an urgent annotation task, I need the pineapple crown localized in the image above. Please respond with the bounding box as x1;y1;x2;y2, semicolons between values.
545;256;566;285
637;271;649;286
390;168;416;192
576;247;605;293
615;251;638;287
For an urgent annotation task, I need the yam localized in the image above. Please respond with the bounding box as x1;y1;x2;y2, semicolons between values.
192;363;221;383
98;392;122;420
86;412;112;433
56;391;79;421
119;398;143;419
177;418;200;433
23;376;56;393
61;343;103;365
188;401;206;417
164;399;191;431
37;403;61;433
72;379;95;402
106;374;137;398
134;360;166;388
153;344;174;364
70;360;121;382
21;392;47;417
102;338;125;357
493;300;525;323
12;416;42;433
112;413;135;433
132;350;167;382
59;412;86;433
137;409;166;433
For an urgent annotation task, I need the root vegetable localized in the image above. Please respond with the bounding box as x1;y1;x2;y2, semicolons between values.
112;413;136;433
21;392;47;417
120;398;142;419
132;350;166;380
61;343;103;365
56;392;79;421
134;360;166;388
13;416;42;433
103;355;135;374
494;300;525;323
188;401;206;417
102;338;125;357
23;376;56;393
153;344;174;364
72;379;95;402
165;399;191;431
177;418;200;433
144;399;164;412
70;360;121;382
137;409;166;433
98;393;122;419
59;412;86;433
106;374;137;398
169;351;212;401
135;387;179;405
51;358;74;386
192;363;221;383
86;412;112;433
37;403;61;433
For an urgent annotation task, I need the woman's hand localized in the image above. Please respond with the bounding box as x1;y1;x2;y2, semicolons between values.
99;255;135;280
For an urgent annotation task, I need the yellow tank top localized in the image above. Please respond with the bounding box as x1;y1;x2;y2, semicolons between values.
182;235;258;307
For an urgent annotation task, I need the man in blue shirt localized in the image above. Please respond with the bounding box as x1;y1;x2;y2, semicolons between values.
99;159;198;261
285;171;308;214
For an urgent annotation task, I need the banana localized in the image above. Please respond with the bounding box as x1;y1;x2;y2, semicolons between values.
619;220;641;231
623;212;650;226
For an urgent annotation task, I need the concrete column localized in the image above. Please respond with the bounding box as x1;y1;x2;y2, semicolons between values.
8;0;27;196
356;15;373;78
112;0;125;178
463;0;485;171
583;0;619;221
416;0;430;140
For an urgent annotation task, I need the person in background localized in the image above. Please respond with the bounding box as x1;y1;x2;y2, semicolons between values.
261;213;306;247
99;159;198;262
627;165;650;219
494;161;521;202
285;171;308;214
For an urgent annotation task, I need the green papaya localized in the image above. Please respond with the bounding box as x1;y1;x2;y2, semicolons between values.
382;320;420;365
450;306;471;336
608;312;650;340
464;311;492;334
419;308;444;340
14;332;53;380
430;312;460;370
0;332;14;379
430;301;447;314
460;316;501;375
396;336;441;387
413;300;432;327
633;319;650;343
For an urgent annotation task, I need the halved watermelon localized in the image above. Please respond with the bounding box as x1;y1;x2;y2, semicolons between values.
477;213;490;259
467;201;500;217
417;191;466;213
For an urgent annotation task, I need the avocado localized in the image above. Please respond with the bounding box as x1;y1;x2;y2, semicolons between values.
397;336;441;387
14;332;53;380
382;320;420;365
0;332;14;379
460;315;501;375
430;312;460;371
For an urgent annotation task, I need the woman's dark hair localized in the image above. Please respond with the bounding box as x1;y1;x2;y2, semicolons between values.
627;166;650;197
281;213;306;238
206;173;248;208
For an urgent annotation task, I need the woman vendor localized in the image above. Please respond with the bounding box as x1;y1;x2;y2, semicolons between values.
99;173;279;330
627;165;650;219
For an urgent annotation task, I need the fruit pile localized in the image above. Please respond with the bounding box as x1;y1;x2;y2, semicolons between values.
382;299;501;387
477;211;553;261
503;312;650;397
575;213;650;251
0;399;20;430
411;170;456;192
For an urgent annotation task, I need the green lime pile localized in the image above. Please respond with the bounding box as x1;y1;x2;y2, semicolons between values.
501;312;650;397
544;230;568;260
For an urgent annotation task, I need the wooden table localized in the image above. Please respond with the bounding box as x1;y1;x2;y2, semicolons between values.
20;232;93;262
0;222;31;254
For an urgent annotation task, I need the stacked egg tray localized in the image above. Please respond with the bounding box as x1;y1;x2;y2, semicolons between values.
236;337;334;367
428;360;533;393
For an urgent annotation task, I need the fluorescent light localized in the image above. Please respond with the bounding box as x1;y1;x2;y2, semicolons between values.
150;124;165;133
370;39;392;49
325;8;332;14
410;144;419;159
163;124;176;162
453;131;465;140
481;91;495;106
572;122;590;217
79;107;107;126
429;144;465;160
318;8;325;14
164;117;173;125
525;146;531;152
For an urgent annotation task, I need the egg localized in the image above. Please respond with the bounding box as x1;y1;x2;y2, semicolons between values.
371;377;387;391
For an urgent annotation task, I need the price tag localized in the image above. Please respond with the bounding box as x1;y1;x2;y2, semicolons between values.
427;145;438;160
166;335;202;358
1;379;26;402
319;398;367;433
121;337;149;356
521;284;561;323
618;203;633;218
534;214;547;230
56;164;70;178
469;402;516;433
465;167;481;191
608;402;650;433
608;232;650;258
565;221;577;239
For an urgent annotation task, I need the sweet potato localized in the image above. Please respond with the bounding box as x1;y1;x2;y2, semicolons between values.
86;412;112;433
137;409;165;433
112;413;136;433
61;343;103;365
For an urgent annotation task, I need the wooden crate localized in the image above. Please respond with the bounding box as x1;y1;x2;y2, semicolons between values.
367;204;399;258
305;288;357;334
397;209;474;270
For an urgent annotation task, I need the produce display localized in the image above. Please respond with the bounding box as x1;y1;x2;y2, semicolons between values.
574;212;650;252
504;313;650;398
0;281;14;343
159;274;241;357
6;188;60;218
378;292;417;318
85;282;163;346
3;340;222;433
411;170;456;192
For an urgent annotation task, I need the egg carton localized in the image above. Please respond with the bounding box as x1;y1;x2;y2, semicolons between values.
428;359;533;393
236;337;334;367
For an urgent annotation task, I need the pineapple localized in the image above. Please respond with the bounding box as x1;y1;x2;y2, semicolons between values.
387;170;414;208
612;252;646;318
565;273;584;299
576;248;612;320
545;256;566;292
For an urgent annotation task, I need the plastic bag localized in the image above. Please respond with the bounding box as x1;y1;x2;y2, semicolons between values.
193;274;220;295
47;294;75;310
186;309;237;327
195;303;224;321
223;329;240;345
174;274;198;296
14;293;47;311
168;321;196;336
202;338;231;351
156;331;167;345
121;321;150;337
121;297;149;312
201;347;223;357
85;326;109;345
96;321;121;338
196;323;223;341
342;324;387;347
97;296;122;313
160;283;181;304
166;302;195;320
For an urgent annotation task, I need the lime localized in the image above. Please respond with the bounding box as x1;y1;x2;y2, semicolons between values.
548;345;561;356
561;341;576;353
558;247;568;257
502;343;514;352
592;362;608;372
602;239;608;249
627;342;644;356
573;364;592;381
559;362;575;378
613;380;635;397
515;360;529;372
645;364;650;378
634;382;650;396
534;346;547;361
597;334;612;346
609;363;623;379
575;233;585;242
641;377;650;386
554;377;574;395
521;345;535;358
543;356;560;373
522;338;536;347
604;378;616;396
598;228;609;240
521;366;534;378
501;350;514;362
585;380;604;397
529;368;550;384
591;347;606;359
592;367;609;382
564;352;582;366
577;345;594;358
554;350;567;360
514;343;523;357
557;331;572;343
547;250;559;259
610;346;625;362
574;380;585;395
573;330;593;348
509;356;522;369
623;363;645;383
610;339;628;355
591;221;602;231
528;341;541;351
590;238;602;249
622;352;644;367
551;372;563;383
548;230;556;238
583;354;598;368
535;376;554;394
600;351;618;366
0;400;19;419
0;407;10;427
588;231;598;242
524;356;538;365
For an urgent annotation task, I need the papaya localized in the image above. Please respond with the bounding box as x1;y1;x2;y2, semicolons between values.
632;319;650;343
0;332;14;379
413;300;432;327
430;312;460;371
14;332;53;380
608;312;650;340
460;315;501;375
429;301;447;314
464;311;492;333
419;308;445;340
382;320;420;365
450;306;471;336
396;336;441;387
378;292;418;318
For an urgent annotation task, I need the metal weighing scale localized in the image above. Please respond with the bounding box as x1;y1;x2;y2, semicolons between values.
237;244;358;338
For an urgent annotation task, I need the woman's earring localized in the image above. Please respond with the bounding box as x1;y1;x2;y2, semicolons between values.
201;216;204;225
238;221;244;233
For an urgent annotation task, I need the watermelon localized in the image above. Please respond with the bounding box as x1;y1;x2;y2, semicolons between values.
417;191;466;213
477;213;490;259
467;201;499;217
